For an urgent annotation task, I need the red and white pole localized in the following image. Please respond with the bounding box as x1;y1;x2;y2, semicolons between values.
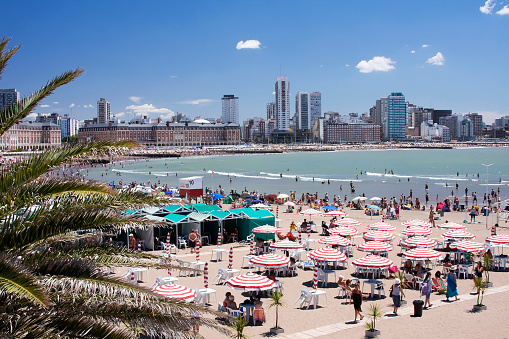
298;231;302;244
137;243;141;253
196;241;201;262
204;262;209;289
250;233;254;255
130;271;136;283
313;264;318;289
166;233;171;256
217;228;222;246
228;246;233;269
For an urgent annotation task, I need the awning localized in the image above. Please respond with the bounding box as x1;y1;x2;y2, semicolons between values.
192;203;222;213
162;214;188;224
240;208;274;218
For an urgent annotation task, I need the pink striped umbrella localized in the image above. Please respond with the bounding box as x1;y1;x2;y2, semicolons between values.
166;233;171;256
226;273;275;291
204;262;209;288
333;218;362;227
450;240;485;253
442;230;475;240
318;235;351;247
367;222;396;232
352;255;393;268
217;228;222;246
357;241;392;253
250;233;254;254
299;208;322;216
401;226;432;237
322;210;348;217
403;248;442;261
251;203;272;210
154;284;196;300
436;222;467;230
251;225;280;234
270;240;304;250
308;247;347;263
485;234;509;245
363;231;395;242
402;219;432;228
228;246;233;269
328;227;359;237
313;264;318;289
250;254;290;268
401;236;437;248
195;241;201;262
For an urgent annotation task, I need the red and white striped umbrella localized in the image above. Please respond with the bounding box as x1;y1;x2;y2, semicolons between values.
308;247;347;262
401;236;437;248
166;233;171;256
204;262;209;288
436;222;467;230
251;225;280;234
251;203;271;210
226;273;275;291
357;241;392;253
313;264;318;289
367;222;396;232
403;248;442;261
318;235;351;247
352;255;393;268
299;208;322;216
217;228;222;246
322;210;348;217
270;240;304;250
486;234;509;245
333;218;362;227
250;254;290;268
401;226;432;237
329;227;359;237
363;231;395;242
402;219;432;228
154;284;196;300
195;241;201;262
450;240;485;253
249;233;254;254
228;246;234;269
442;230;475;240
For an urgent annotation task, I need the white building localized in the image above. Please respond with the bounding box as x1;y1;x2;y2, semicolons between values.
310;92;321;124
221;95;239;124
0;88;20;110
420;120;450;142
266;102;276;120
60;114;79;139
295;91;310;130
275;76;290;131
97;98;110;124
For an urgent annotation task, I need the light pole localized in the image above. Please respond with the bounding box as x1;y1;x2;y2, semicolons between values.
482;163;493;229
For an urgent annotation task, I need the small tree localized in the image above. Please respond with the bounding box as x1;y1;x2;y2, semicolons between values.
268;291;284;330
229;314;248;339
473;276;486;306
483;255;492;284
364;303;384;332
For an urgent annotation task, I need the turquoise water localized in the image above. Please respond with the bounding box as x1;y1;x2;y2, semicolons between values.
86;147;509;203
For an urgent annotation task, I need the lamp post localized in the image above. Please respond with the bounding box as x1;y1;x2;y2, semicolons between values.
482;163;493;229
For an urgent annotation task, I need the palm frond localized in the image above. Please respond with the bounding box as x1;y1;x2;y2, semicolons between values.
0;37;21;79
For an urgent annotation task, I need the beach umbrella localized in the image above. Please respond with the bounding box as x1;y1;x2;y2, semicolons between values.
328;227;359;237
401;236;437;248
357;241;392;254
277;193;290;199
217;228;222;246
370;197;382;201
366;205;381;210
322;210;348;217
270;240;304;250
308;247;347;263
352;196;367;202
436;222;467;230
249;233;254;255
299;208;321;216
318;235;351;247
154;284;196;300
251;203;271;210
212;193;224;200
313;264;318;289
332;218;361;227
352;255;393;269
401;226;432;237
204;262;209;288
442;230;475;240
485;234;509;245
284;201;296;206
402;219;432;228
450;240;485;253
251;225;280;234
403;248;442;261
363;231;395;242
226;273;275;291
322;205;338;210
367;222;396;231
250;254;290;268
195;241;201;262
228;246;233;269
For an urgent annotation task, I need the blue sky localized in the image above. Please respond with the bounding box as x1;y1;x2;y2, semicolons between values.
1;0;508;123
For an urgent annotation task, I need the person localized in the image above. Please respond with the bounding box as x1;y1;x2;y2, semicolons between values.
321;220;330;236
414;262;423;278
442;254;452;268
429;208;435;228
422;272;433;308
290;221;297;232
190;309;200;334
222;292;232;309
469;206;477;222
350;282;364;322
485;249;493;261
227;227;239;243
390;278;405;315
128;233;136;251
253;302;266;325
446;265;459;301
474;261;484;294
432;271;446;292
188;230;198;253
301;219;308;233
403;259;413;274
491;223;498;236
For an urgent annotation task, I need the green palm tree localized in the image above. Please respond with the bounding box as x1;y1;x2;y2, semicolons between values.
0;36;228;339
268;291;284;330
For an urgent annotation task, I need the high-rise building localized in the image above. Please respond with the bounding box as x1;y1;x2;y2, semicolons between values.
221;95;239;124
0;88;20;110
375;98;387;127
97;98;110;124
266;102;277;120
433;110;452;124
295;91;310;130
465;113;483;136
439;115;459;140
460;118;475;141
61;114;79;139
310;92;321;123
275;76;290;131
386;92;406;140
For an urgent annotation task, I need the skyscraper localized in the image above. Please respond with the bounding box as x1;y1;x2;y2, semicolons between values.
375;97;387;127
97;98;110;124
0;88;20;110
295;92;310;130
386;92;406;140
275;76;290;131
221;94;239;124
465;113;483;136
310;92;321;124
266;102;276;120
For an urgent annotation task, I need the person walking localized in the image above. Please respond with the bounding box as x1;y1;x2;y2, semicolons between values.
446;266;459;301
469;206;477;223
390;278;405;315
422;272;433;308
350;282;364;322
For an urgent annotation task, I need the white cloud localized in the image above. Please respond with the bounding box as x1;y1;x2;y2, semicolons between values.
236;40;261;49
480;0;496;14
496;4;509;14
27;113;38;119
177;99;215;105
170;75;179;78
345;64;350;67
40;104;50;108
355;56;396;73
427;52;445;66
129;96;141;103
69;103;75;108
84;104;94;108
411;50;416;54
114;112;126;118
422;44;430;48
52;101;59;104
125;104;174;116
477;111;503;124
319;64;324;68
272;91;276;95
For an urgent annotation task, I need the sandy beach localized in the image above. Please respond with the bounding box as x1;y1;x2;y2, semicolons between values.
114;204;509;339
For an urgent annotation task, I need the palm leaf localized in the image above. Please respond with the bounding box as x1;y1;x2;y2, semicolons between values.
0;36;21;79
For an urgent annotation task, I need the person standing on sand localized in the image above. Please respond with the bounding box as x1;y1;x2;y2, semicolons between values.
390;278;405;315
446;266;459;301
350;283;364;322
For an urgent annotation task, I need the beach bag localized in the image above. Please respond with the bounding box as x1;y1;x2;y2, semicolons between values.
421;284;429;294
388;265;398;274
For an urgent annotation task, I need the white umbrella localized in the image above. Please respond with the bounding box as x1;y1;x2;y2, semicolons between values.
370;197;382;201
277;193;289;199
352;196;367;202
284;201;296;206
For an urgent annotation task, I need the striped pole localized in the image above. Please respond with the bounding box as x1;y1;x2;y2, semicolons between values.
217;228;222;246
167;258;172;277
166;233;171;256
196;241;201;262
276;205;279;219
130;271;136;283
298;231;302;244
250;233;254;255
204;262;209;289
313;264;318;289
307;223;311;238
228;246;233;269
137;243;141;253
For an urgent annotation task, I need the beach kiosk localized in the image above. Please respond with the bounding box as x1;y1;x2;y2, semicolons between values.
179;176;203;199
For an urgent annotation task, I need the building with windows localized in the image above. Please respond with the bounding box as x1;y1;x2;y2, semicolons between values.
221;95;239;124
295;91;310;130
375;97;387;127
0;88;20;110
465;113;483;136
310;92;321;124
275;76;290;131
266;102;276;120
323;121;381;144
459;118;475;141
0;122;61;150
421;120;450;142
60;114;79;139
386;92;406;140
439;115;459;140
97;98;110;124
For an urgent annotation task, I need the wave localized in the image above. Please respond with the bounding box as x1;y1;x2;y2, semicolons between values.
365;171;470;181
207;170;279;180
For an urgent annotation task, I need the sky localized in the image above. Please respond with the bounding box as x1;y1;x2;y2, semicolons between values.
1;0;508;124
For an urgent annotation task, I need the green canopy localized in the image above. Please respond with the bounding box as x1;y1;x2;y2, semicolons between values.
162;214;187;224
193;203;222;213
224;195;233;204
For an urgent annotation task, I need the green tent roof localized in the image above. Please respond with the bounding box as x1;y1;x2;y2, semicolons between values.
208;210;232;220
193;204;222;213
161;205;181;213
241;209;274;218
227;208;246;216
162;214;187;224
186;212;211;222
124;209;140;215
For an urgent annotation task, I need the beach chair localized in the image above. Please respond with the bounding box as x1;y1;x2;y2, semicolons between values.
375;282;386;298
177;236;187;249
192;288;203;305
295;287;313;309
225;307;244;318
317;268;336;287
151;275;165;290
338;286;351;299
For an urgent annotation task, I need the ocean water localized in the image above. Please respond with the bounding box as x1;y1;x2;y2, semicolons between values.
85;147;509;204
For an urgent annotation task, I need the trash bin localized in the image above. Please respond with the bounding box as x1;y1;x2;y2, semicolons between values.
413;300;424;317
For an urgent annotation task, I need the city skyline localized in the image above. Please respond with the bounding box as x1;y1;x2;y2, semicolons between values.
1;1;508;124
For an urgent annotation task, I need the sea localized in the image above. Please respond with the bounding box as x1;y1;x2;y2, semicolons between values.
84;147;509;205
